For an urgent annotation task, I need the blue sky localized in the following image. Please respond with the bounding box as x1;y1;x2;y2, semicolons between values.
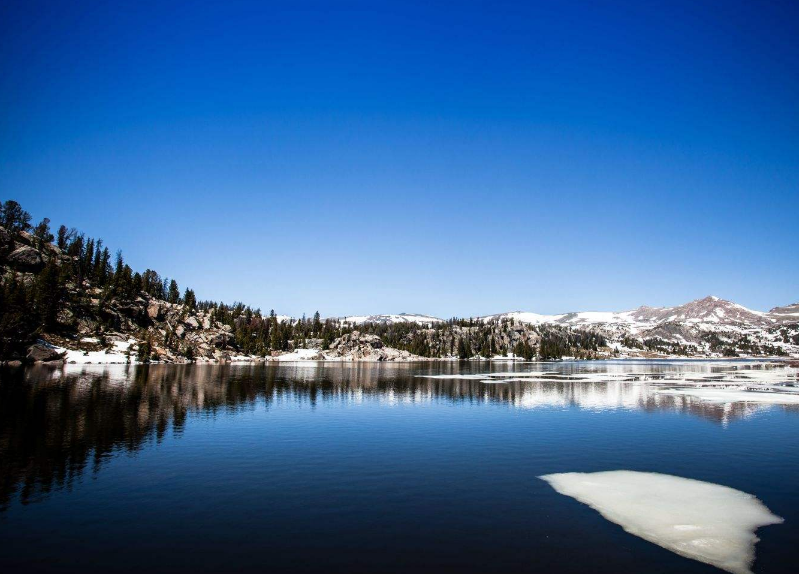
2;0;797;317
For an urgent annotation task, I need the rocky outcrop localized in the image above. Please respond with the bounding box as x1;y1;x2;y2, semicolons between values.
26;343;66;363
330;331;383;351
147;300;165;320
325;331;420;361
7;245;44;272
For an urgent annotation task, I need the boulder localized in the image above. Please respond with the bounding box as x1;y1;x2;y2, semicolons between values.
184;316;200;329
7;245;44;272
147;300;164;320
26;343;66;363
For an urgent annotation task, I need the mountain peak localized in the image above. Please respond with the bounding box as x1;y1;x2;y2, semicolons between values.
693;295;723;305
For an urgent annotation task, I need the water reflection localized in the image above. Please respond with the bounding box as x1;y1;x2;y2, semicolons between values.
1;361;796;510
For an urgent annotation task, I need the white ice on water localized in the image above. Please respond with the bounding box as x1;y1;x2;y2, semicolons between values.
539;470;782;574
655;388;799;404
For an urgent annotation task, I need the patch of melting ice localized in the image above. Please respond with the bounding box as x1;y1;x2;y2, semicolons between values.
655;388;799;404
417;363;799;406
540;470;783;574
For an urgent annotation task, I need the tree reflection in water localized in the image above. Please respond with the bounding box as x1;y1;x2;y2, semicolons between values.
1;362;796;510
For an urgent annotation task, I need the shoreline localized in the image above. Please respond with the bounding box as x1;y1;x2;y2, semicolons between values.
6;354;796;368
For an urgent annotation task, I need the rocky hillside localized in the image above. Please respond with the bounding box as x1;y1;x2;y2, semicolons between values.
0;228;426;365
0;202;415;364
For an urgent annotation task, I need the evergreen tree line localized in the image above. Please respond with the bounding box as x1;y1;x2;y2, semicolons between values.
2;198;609;361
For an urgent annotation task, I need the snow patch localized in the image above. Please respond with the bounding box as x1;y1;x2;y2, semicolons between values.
272;348;323;361
338;313;443;325
540;470;782;574
59;340;136;364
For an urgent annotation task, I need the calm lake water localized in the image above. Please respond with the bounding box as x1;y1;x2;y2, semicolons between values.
1;360;797;573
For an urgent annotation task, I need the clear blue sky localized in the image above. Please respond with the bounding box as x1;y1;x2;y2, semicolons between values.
2;0;797;317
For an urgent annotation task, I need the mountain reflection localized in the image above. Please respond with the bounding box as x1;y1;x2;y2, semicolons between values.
1;362;795;510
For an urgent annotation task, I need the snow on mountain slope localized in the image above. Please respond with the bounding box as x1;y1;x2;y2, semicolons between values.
337;297;796;330
330;297;798;356
484;296;775;329
769;303;799;322
479;311;565;324
637;296;770;326
475;297;797;356
333;297;795;331
338;313;443;325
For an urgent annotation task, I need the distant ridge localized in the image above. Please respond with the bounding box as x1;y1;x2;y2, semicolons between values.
327;296;798;358
343;296;797;329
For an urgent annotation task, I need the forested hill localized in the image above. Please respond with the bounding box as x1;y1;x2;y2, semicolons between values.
0;199;612;364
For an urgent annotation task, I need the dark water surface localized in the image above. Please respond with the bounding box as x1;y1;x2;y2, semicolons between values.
1;361;797;573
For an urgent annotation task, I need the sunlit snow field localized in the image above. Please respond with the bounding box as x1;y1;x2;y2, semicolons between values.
1;360;797;573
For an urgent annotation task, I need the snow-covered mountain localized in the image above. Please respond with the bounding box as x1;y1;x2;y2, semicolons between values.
480;296;787;329
336;297;799;357
335;297;797;330
479;297;798;357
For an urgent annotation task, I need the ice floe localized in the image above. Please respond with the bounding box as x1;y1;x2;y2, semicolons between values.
655;388;799;404
540;470;782;574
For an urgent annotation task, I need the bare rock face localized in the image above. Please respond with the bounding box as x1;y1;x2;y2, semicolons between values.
26;343;66;363
769;303;799;324
116;302;148;326
147;301;161;320
325;331;420;361
0;225;12;253
640;323;698;344
330;331;383;351
7;245;44;272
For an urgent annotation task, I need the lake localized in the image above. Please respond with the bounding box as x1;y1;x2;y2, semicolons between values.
1;360;797;573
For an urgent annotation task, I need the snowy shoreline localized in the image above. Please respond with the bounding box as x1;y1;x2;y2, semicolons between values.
19;345;799;366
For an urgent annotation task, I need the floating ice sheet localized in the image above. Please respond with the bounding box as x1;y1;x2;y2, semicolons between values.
656;388;799;404
539;470;782;574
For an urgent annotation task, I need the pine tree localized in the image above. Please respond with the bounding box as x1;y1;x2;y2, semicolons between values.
0;275;37;357
312;311;322;336
168;280;180;304
32;218;54;250
56;225;68;249
1;200;32;232
34;258;63;329
183;288;196;310
137;337;152;363
269;315;280;350
457;337;468;359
